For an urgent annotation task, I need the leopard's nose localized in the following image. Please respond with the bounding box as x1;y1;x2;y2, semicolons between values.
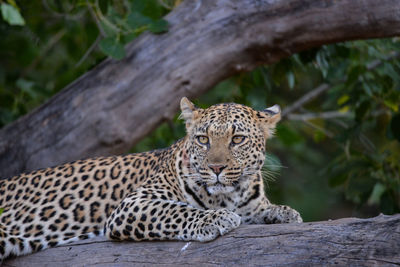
208;164;227;175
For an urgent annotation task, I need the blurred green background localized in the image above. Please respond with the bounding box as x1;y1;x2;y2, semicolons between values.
1;0;399;222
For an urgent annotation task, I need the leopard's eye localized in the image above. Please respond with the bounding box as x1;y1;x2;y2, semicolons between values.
232;135;246;145
196;136;209;145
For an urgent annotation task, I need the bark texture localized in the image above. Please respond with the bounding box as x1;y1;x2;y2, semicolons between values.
1;0;400;178
3;214;400;266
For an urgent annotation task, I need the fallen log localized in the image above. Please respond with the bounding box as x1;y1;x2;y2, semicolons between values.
1;0;400;178
3;214;400;266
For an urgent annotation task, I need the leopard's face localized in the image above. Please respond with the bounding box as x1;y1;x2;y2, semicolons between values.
180;99;281;195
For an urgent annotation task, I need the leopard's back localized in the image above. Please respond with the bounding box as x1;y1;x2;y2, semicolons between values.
0;149;175;259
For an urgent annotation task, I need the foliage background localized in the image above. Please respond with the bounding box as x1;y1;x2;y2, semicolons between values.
1;0;399;222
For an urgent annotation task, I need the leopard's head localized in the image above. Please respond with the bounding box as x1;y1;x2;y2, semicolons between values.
180;97;280;194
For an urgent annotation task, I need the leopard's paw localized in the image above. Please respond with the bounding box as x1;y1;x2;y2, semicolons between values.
264;205;303;224
195;209;241;242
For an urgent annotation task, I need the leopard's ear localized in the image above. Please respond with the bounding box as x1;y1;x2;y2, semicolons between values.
257;104;281;138
180;97;199;131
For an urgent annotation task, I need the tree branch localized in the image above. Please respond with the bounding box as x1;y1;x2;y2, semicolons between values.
3;214;400;266
282;84;331;118
1;0;400;178
287;111;351;120
75;35;102;67
282;51;400;118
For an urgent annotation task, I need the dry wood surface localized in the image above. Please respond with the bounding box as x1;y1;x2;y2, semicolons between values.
3;214;400;266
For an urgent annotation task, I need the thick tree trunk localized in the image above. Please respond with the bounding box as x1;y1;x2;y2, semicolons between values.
1;0;400;178
3;214;400;266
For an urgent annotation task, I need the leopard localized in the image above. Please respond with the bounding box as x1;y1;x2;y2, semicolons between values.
0;97;302;260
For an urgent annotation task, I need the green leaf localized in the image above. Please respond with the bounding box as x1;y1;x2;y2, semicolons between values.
286;71;295;89
313;130;326;143
362;82;373;97
384;99;399;112
127;12;152;29
1;3;25;26
121;32;138;44
346;173;375;204
148;19;168;33
355;101;370;122
99;37;125;60
16;78;37;98
383;91;400;112
0;207;3;216
298;48;319;64
334;44;350;58
346;65;365;85
276;124;304;146
246;93;266;111
390;113;400;142
130;0;146;13
368;183;385;205
328;174;348;187
337;94;349;106
98;0;109;14
0;93;14;109
130;0;165;19
99;19;119;37
380;191;399;214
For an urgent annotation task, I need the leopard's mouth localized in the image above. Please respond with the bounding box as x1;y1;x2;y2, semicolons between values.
205;181;236;195
191;166;241;193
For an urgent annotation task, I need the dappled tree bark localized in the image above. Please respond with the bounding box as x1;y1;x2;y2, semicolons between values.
3;214;400;266
1;0;400;178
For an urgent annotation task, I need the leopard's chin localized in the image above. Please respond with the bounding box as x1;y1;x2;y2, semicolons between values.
205;182;235;195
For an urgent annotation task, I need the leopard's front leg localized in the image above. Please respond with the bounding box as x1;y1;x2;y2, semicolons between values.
262;203;303;224
234;177;302;224
104;187;241;242
237;196;302;224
